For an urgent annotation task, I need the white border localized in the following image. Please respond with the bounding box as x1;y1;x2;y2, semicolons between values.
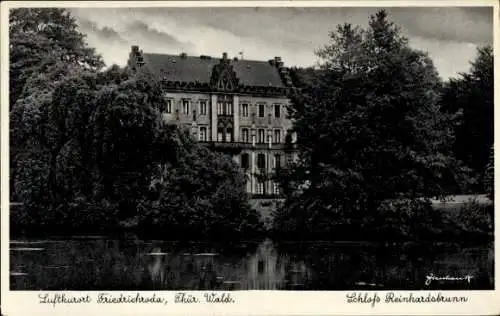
1;1;499;315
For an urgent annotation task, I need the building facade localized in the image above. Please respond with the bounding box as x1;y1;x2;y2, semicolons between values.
128;46;297;197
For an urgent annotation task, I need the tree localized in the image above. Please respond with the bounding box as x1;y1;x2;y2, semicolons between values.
9;8;103;107
484;145;494;201
441;45;494;191
142;127;263;239
274;10;458;239
10;8;104;203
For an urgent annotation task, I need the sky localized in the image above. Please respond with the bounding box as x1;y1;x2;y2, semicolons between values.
70;6;493;80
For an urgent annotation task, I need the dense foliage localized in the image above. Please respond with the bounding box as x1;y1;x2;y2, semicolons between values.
10;9;263;239
273;10;478;240
441;46;494;192
484;145;494;201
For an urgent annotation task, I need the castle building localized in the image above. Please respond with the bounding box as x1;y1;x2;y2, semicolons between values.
127;46;297;197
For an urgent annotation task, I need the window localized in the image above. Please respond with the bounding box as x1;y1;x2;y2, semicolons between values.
274;154;281;169
258;104;265;117
274;104;280;117
217;127;224;142
242;128;249;143
199;127;207;141
256;182;264;195
273;182;280;195
274;130;281;143
166;99;172;113
257;260;265;274
159;99;172;114
182;100;190;115
225;102;233;115
257;154;266;170
217;102;223;115
200;100;207;115
241;104;249;117
258;129;265;143
241;153;249;169
226;127;233;142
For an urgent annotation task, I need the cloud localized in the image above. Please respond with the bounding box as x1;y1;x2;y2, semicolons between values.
123;20;194;52
388;7;493;45
76;17;126;44
70;7;493;79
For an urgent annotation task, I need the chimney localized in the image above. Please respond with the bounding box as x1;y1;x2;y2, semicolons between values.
222;52;228;60
274;56;282;64
132;45;139;53
180;52;187;59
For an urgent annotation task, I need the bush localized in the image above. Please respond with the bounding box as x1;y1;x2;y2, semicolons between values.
371;199;444;241
453;200;493;236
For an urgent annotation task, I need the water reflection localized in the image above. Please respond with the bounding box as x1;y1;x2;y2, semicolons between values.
142;240;309;290
10;238;493;291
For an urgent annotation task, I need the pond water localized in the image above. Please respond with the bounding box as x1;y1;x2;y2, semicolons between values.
10;237;494;291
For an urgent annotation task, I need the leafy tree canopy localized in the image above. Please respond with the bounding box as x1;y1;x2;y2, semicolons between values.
275;10;463;238
441;45;493;190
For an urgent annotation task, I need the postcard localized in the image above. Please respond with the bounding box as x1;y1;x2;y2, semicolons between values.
1;1;499;315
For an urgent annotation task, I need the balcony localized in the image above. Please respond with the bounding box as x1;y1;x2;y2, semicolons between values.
199;141;296;151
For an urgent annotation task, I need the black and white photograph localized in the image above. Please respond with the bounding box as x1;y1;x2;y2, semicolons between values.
4;2;495;295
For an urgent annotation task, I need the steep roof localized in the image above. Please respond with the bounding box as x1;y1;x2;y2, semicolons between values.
141;53;286;88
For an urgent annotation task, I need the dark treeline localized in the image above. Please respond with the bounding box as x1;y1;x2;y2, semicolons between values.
9;9;493;241
9;8;263;240
272;10;494;241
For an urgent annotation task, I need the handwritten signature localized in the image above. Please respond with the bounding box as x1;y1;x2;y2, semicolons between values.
425;273;473;286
